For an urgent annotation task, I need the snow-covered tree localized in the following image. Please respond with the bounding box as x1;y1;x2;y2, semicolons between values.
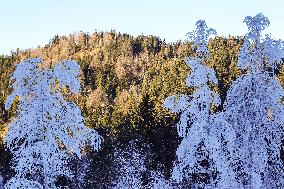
165;20;238;188
4;58;101;189
224;13;284;188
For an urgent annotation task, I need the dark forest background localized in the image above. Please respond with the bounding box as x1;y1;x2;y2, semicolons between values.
0;31;283;188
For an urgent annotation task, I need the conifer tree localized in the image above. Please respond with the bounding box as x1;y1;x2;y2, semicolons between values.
4;58;101;189
165;20;237;188
224;13;284;189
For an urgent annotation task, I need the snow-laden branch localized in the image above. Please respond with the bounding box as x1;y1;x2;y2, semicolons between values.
4;58;102;189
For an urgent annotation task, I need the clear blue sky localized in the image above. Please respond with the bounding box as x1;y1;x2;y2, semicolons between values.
0;0;283;55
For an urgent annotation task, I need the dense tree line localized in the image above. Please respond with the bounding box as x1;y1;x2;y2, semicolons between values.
5;31;244;130
0;30;283;188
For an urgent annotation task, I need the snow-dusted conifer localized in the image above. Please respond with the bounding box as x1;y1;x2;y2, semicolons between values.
224;13;284;189
165;20;237;188
4;58;101;189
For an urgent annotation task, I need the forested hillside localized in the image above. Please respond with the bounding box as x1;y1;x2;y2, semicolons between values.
1;31;245;132
0;30;283;187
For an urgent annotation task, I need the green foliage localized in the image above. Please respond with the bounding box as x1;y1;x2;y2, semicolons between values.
2;31;283;188
0;54;18;138
0;31;247;139
207;36;243;106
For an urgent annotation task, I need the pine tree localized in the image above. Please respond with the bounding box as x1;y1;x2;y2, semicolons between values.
4;58;101;189
165;20;237;188
224;13;284;189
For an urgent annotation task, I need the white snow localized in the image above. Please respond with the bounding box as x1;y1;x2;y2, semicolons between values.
4;58;101;189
